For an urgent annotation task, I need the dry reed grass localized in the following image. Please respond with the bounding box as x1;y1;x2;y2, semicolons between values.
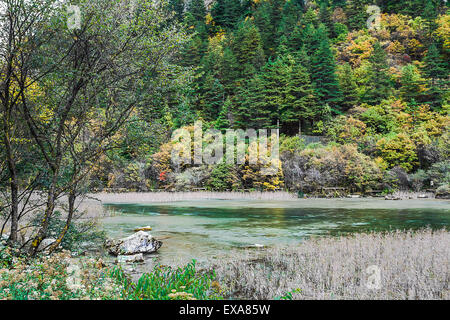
213;229;449;300
92;191;297;203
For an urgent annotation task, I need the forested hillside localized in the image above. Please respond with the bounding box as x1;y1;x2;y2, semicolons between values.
0;0;449;300
98;0;449;195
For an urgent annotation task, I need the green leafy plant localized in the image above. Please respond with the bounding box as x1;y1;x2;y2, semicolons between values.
275;288;302;300
109;260;223;300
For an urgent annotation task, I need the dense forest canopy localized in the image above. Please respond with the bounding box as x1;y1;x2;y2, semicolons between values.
125;0;449;194
0;0;449;247
159;0;449;131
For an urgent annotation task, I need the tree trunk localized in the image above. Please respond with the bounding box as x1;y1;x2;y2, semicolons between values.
30;172;58;256
49;190;76;253
8;176;19;245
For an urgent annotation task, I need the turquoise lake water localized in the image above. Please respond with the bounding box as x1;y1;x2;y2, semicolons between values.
101;199;450;266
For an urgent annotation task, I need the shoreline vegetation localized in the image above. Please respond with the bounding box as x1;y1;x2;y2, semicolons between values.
90;190;446;204
1;228;448;300
1;195;448;300
89;191;449;211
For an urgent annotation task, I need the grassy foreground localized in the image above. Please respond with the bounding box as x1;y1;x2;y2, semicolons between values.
1;229;448;300
214;229;450;300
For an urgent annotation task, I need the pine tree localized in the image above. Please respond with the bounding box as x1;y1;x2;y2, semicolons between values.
185;0;208;39
422;42;448;108
219;47;240;94
233;78;261;128
180;35;206;67
364;42;393;105
302;23;318;55
379;0;429;17
338;63;359;111
319;0;335;37
302;7;319;28
277;0;303;43
183;0;208;64
400;64;428;104
201;75;226;121
309;24;343;111
231;19;266;79
246;58;288;128
253;2;272;54
423;42;448;85
332;0;347;7
235;53;317;132
423;0;439;38
211;0;242;30
288;25;305;51
283;54;317;134
346;0;369;31
270;0;286;31
215;97;232;130
187;0;206;23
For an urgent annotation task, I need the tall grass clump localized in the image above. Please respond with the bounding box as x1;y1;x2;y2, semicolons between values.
214;229;449;300
109;260;223;300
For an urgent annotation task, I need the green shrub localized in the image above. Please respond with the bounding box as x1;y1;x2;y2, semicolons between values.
206;164;241;191
30;211;106;253
376;133;418;172
436;184;450;198
427;161;450;187
0;244;14;268
0;251;122;300
409;169;427;191
280;135;305;154
109;260;222;300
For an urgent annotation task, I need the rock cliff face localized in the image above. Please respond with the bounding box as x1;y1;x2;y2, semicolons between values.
105;231;162;256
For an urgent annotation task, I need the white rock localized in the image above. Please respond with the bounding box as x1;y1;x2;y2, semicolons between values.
105;231;162;256
38;238;57;252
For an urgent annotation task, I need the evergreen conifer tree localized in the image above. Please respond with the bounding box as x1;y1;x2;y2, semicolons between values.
364;42;393;105
422;42;448;108
338;63;359;111
231;19;266;79
346;0;369;31
211;0;242;30
309;24;343;111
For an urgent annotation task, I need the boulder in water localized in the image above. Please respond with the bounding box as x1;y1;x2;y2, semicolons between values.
105;231;162;256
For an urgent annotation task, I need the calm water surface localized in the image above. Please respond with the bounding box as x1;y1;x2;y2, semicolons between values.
101;199;450;266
